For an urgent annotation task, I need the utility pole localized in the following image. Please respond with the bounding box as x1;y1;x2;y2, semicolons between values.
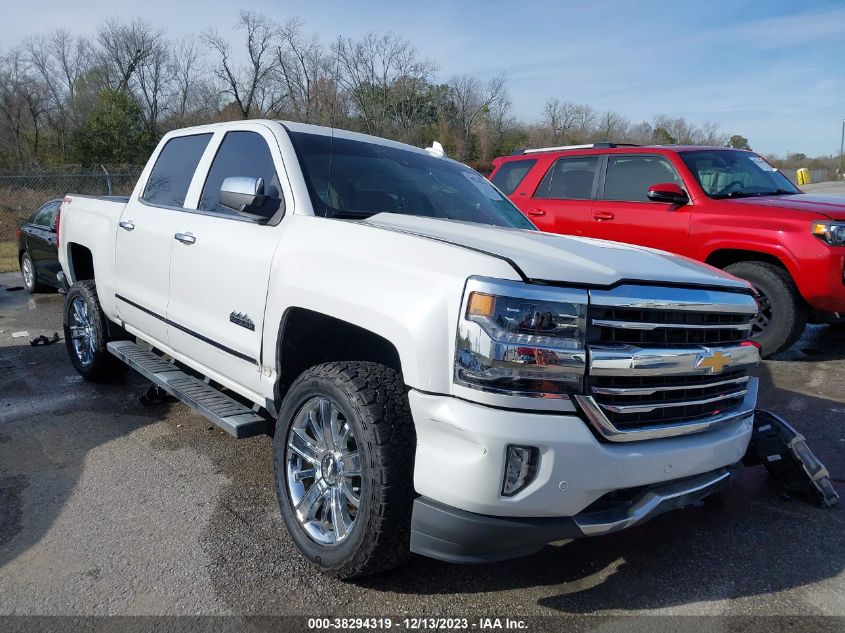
839;119;845;178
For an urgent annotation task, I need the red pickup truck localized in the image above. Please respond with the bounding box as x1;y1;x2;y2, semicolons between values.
490;144;845;356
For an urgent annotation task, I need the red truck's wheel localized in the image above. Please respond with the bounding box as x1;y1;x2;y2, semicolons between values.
725;261;806;357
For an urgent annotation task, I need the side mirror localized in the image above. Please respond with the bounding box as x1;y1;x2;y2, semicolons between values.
647;182;689;205
220;176;283;222
220;176;266;212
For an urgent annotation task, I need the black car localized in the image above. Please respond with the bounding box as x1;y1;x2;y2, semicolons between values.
17;198;62;293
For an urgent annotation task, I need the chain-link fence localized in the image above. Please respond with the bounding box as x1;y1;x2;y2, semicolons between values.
0;168;142;242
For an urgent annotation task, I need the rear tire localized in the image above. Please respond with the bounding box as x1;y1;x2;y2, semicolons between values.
273;361;415;579
63;280;130;382
724;261;806;356
20;252;45;293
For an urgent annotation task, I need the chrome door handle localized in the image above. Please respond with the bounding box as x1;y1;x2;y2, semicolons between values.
119;220;135;231
174;232;196;245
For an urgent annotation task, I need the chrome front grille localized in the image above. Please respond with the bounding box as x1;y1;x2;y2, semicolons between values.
589;370;749;427
576;285;760;442
588;306;753;347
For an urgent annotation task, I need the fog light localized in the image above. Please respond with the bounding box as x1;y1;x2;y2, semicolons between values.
502;445;539;496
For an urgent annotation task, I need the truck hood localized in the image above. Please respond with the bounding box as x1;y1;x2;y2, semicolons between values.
728;193;845;220
363;214;750;290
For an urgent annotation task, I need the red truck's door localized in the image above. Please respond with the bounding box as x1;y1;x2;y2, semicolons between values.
589;154;691;252
517;155;599;236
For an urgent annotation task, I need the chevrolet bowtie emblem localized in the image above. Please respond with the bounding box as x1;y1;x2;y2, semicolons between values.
696;351;732;374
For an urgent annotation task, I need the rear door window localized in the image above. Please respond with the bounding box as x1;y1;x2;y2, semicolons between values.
142;133;212;207
490;159;537;194
199;131;282;215
534;156;599;200
603;155;683;202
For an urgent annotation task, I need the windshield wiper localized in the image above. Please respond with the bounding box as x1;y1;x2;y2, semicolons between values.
713;188;799;199
712;191;758;199
326;208;379;220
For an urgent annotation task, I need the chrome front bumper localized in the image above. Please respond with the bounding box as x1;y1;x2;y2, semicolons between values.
573;468;732;535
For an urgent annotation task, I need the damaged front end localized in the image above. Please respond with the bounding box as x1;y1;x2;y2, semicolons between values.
744;409;839;508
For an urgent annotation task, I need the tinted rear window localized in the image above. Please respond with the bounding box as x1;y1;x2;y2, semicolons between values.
490;159;536;194
142;133;212;207
603;155;682;202
534;156;599;200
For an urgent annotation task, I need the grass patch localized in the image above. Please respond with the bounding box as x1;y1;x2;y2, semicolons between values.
0;241;20;273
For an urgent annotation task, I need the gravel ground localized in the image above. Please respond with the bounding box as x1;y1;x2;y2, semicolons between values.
0;270;843;619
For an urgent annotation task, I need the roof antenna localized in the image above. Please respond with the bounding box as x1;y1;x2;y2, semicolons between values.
426;141;446;158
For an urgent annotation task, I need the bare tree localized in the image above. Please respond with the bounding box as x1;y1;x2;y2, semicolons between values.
595;110;629;142
97;18;164;91
698;121;725;146
0;49;48;167
333;32;435;137
573;104;595;138
541;98;583;144
275;19;329;123
24;30;93;158
164;36;219;127
203;11;281;119
134;38;171;137
627;120;654;145
448;73;507;160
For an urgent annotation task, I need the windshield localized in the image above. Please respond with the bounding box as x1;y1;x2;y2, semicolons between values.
288;131;536;229
680;150;800;199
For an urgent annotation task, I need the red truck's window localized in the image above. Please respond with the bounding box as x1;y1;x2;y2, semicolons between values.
534;157;599;200
679;150;799;198
490;159;536;194
142;133;212;207
603;155;682;202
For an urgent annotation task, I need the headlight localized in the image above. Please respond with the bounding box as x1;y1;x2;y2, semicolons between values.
811;221;845;245
454;277;587;399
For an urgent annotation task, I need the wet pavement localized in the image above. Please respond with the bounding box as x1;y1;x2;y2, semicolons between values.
0;270;843;617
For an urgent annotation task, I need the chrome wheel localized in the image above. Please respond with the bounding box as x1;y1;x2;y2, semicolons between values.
286;397;361;545
22;255;34;289
68;297;95;367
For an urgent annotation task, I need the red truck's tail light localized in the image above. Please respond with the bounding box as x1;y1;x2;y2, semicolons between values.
15;227;21;240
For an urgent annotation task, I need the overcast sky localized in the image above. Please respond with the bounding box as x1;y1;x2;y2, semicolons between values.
3;0;843;156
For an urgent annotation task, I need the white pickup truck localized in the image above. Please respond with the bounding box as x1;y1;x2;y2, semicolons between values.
57;120;760;578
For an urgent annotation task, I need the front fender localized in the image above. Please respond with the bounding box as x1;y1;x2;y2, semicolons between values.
259;216;518;401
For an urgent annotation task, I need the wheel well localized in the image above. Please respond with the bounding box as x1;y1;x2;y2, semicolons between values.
274;308;403;407
68;243;94;282
705;249;787;272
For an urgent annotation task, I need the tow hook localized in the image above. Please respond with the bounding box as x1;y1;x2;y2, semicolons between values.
742;409;839;508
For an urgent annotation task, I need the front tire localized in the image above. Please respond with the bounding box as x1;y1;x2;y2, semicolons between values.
725;261;807;356
20;252;45;293
273;361;415;579
63;280;129;382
